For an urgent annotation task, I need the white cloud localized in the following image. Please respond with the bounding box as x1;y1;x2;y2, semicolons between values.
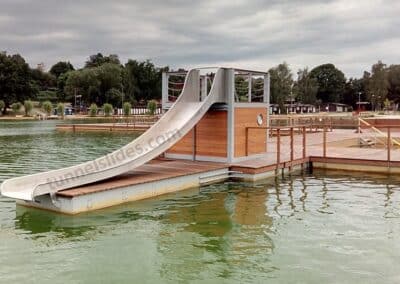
0;0;398;77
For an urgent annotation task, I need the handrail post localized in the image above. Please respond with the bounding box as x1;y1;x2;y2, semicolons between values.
387;127;391;166
193;125;197;161
302;126;306;159
323;125;327;158
245;127;249;156
290;127;294;163
277;128;281;169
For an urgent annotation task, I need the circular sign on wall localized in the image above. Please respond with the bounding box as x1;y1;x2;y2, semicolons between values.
257;114;263;126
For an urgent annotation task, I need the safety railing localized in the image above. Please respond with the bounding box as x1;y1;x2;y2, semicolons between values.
245;122;400;169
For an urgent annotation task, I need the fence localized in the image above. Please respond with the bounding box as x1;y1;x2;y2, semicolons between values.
245;121;400;170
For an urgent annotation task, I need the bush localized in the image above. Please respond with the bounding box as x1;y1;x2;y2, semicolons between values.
147;100;157;115
42;101;53;115
103;103;113;117
57;103;65;118
24;100;33;116
123;102;131;116
11;102;22;113
89;103;98;117
0;100;4;115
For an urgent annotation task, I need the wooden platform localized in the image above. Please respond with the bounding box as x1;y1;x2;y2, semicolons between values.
56;123;151;132
57;159;228;198
17;128;400;214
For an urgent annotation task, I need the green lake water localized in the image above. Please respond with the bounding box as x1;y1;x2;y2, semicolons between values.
0;120;399;283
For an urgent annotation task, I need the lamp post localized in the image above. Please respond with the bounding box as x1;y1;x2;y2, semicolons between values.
121;85;124;115
358;91;361;113
74;89;82;115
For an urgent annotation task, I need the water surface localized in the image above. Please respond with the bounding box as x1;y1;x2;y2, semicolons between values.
0;120;399;283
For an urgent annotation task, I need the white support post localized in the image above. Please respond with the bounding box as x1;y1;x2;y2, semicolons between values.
201;75;207;101
161;72;168;111
248;73;252;102
264;73;271;147
227;68;235;163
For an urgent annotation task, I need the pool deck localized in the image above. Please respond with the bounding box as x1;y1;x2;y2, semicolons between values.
18;129;400;214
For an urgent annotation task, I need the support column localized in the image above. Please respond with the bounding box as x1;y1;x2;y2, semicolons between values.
201;75;207;101
264;73;271;148
161;72;168;112
227;68;235;163
248;73;252;102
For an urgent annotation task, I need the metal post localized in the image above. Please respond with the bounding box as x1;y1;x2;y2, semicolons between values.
227;69;235;164
302;126;306;159
264;74;270;145
248;73;252;102
161;72;168;110
201;75;207;101
387;127;391;165
277;128;281;169
193;126;197;161
323;126;327;158
290;127;294;162
245;127;249;156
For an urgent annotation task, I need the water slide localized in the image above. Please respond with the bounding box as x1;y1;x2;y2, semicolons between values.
1;68;227;201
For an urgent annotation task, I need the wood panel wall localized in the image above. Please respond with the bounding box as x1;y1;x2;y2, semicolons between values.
166;110;228;157
234;107;267;157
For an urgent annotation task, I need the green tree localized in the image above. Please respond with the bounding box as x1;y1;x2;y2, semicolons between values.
24;100;33;116
310;63;346;103
96;63;123;103
89;103;98;117
269;62;293;114
64;64;123;106
57;103;65;118
42;101;52;115
56;72;72;101
0;53;36;112
64;68;100;105
342;78;366;109
147;100;157;115
30;68;56;91
123;102;131;116
0;100;5;115
11;102;22;113
124;60;167;103
386;64;400;105
367;61;389;108
105;88;123;107
293;68;318;104
103;103;113;117
85;53;120;68
49;61;74;78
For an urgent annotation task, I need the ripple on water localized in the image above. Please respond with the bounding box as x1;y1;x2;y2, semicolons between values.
1;121;400;283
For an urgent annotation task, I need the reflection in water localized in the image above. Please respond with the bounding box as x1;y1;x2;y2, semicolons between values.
3;171;400;282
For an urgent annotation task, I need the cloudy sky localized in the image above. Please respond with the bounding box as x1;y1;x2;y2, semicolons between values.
1;0;399;78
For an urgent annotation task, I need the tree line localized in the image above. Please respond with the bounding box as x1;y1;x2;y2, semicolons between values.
0;50;399;115
269;61;400;113
0;52;168;114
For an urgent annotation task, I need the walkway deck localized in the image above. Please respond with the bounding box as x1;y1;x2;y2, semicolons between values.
19;128;400;214
56;123;152;132
57;159;228;198
232;129;400;175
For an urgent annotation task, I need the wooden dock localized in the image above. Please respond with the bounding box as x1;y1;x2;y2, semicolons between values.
18;124;400;214
56;123;151;132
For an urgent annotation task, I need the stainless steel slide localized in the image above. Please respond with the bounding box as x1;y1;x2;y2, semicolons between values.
1;68;227;201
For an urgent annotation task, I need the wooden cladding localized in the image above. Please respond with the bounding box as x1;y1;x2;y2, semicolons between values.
234;108;267;157
167;107;267;159
166;110;228;157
